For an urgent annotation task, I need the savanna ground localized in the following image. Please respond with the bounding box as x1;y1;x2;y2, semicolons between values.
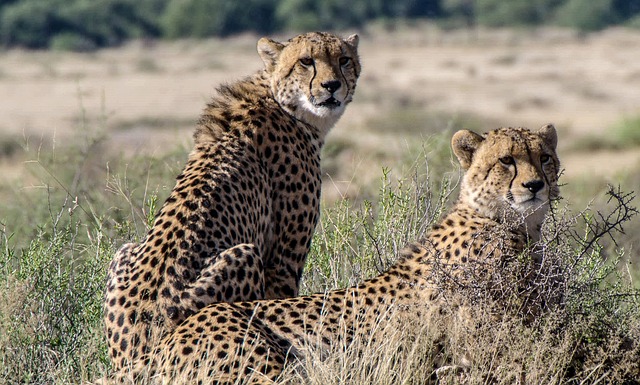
0;22;639;384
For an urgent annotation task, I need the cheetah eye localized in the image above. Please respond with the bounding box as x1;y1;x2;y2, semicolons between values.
540;154;551;164
299;57;314;66
499;156;515;165
339;56;351;66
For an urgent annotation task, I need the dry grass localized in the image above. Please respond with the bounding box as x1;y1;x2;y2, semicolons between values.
93;204;640;385
292;187;640;385
1;145;639;384
1;24;640;385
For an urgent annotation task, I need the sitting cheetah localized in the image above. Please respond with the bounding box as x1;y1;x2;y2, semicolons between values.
104;32;360;371
111;124;560;384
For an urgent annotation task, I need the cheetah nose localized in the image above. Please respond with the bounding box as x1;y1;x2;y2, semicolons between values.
523;180;545;194
321;80;341;93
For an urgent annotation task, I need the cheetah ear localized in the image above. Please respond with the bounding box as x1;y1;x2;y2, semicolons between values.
537;123;557;151
257;37;285;73
344;34;359;50
452;129;485;170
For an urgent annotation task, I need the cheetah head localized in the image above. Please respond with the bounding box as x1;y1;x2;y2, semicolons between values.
452;124;560;238
257;32;360;136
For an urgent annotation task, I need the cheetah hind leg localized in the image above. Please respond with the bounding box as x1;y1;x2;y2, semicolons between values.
104;242;136;352
182;243;266;313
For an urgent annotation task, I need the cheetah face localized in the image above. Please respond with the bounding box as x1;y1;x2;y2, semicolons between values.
452;124;560;235
257;32;360;135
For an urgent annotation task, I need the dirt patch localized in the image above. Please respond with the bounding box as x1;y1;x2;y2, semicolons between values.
1;25;639;184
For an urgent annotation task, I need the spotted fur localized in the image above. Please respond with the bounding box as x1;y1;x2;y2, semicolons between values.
103;32;360;371
105;125;560;384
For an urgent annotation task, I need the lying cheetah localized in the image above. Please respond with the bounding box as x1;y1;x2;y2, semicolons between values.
112;124;560;384
104;32;360;371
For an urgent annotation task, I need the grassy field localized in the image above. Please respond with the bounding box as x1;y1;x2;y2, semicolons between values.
1;23;639;384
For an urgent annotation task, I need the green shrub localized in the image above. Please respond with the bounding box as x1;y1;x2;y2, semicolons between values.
0;0;166;50
570;115;640;151
304;161;452;293
0;133;21;159
50;32;96;52
0;0;66;48
477;0;539;27
475;0;562;27
57;0;164;47
612;116;640;147
553;0;620;31
275;0;365;31
162;0;276;39
442;0;477;27
0;128;182;383
0;212;112;382
274;0;438;32
4;0;640;50
629;14;640;28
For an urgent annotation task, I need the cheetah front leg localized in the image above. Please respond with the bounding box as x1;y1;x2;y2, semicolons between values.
176;243;266;320
263;262;303;299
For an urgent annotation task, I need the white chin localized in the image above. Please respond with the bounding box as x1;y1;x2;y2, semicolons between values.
513;200;549;230
301;97;343;118
513;199;548;215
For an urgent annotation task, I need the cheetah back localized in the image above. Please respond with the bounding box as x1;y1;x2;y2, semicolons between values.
103;32;360;371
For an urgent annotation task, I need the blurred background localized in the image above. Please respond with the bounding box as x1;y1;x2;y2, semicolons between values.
0;0;638;265
1;0;640;50
0;2;639;381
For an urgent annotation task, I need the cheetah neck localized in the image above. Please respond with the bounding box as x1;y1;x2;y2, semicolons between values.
194;71;329;145
194;72;276;144
287;102;344;140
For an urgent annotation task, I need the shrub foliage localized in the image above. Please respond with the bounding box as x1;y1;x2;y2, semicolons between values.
0;129;639;383
2;0;640;50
